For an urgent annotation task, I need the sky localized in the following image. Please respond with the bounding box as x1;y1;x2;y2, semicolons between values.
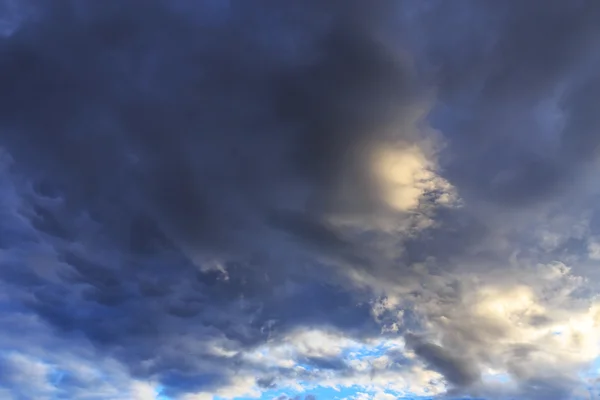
1;1;600;399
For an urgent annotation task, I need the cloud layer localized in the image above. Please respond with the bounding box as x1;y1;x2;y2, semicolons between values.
1;1;600;399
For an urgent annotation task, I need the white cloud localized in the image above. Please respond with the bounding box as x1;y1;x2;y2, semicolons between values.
182;376;261;400
370;140;458;213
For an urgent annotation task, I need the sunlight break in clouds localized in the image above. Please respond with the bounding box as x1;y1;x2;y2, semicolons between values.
2;1;600;400
371;143;455;212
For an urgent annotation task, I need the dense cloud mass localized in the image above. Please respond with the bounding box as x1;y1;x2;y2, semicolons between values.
1;1;600;399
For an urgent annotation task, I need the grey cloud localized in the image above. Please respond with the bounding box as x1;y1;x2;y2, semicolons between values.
274;395;315;400
406;334;480;388
0;354;51;399
256;377;276;389
0;3;415;377
404;0;600;208
518;378;576;400
0;1;414;396
274;396;301;400
2;1;600;399
302;356;348;371
0;0;416;253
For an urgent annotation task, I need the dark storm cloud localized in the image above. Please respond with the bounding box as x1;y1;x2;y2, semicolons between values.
396;3;600;393
0;0;415;253
0;0;417;396
2;1;600;399
406;334;480;388
404;0;600;207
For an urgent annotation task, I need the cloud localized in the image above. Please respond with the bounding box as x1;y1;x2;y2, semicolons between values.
410;0;600;208
0;0;430;397
2;1;600;400
406;335;480;387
